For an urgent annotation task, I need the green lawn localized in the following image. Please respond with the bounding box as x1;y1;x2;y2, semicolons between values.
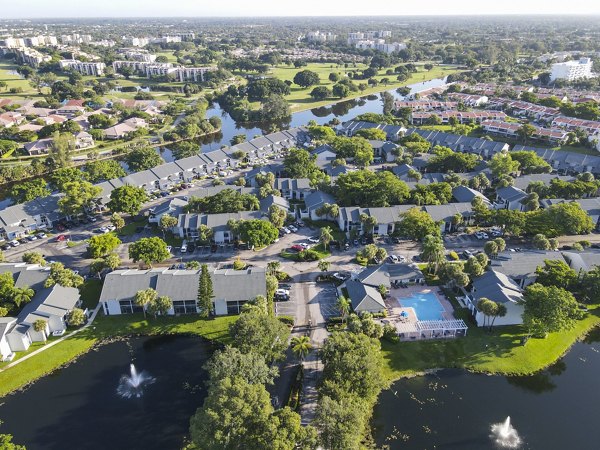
0;60;41;99
118;218;148;237
381;302;600;380
0;313;237;397
265;63;460;113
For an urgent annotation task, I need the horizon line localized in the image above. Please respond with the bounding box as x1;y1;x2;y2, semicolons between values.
4;13;600;20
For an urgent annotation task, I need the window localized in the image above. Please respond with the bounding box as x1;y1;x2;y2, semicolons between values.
119;300;143;314
226;300;247;315
173;300;197;315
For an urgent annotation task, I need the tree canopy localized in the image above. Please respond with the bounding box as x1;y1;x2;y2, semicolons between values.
184;189;259;214
335;170;409;206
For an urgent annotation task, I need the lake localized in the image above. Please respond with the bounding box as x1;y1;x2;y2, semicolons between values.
372;329;600;450
0;335;214;450
160;77;449;161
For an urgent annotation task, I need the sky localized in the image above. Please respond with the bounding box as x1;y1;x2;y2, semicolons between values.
2;0;600;18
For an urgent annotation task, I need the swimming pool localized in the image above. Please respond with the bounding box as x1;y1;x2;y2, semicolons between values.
399;292;445;321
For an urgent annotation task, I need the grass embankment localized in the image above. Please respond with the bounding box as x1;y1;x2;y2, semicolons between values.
381;302;600;380
0;60;41;99
0;281;237;397
265;62;460;113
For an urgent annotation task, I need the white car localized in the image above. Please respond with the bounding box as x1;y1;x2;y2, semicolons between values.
37;233;47;239
475;231;489;240
287;225;298;232
282;227;291;234
308;236;320;244
389;255;405;264
106;225;116;231
276;288;290;296
166;246;172;253
299;243;311;249
332;272;350;281
9;240;19;247
100;226;109;233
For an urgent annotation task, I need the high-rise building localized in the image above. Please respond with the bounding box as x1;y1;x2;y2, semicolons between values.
550;58;594;81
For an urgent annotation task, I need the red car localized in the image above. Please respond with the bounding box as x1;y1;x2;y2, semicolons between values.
290;244;304;252
56;234;68;242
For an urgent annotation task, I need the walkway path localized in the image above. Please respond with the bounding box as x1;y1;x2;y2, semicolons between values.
0;304;102;372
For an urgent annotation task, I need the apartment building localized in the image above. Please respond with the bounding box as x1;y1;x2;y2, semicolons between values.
550;58;594;82
59;59;106;76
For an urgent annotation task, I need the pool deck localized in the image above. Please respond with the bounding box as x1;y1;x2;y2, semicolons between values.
382;286;460;340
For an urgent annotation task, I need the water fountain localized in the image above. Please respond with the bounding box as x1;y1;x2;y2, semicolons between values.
490;416;522;448
117;363;155;398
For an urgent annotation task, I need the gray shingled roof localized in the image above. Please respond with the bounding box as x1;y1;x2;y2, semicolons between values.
471;270;523;305
100;267;266;303
345;280;385;312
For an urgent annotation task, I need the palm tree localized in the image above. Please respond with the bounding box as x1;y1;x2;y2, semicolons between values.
336;296;351;325
11;287;35;308
290;335;312;361
320;226;334;250
421;235;445;275
135;288;157;318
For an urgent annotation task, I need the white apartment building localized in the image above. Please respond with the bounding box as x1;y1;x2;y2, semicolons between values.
355;39;406;54
113;60;215;81
175;67;214;82
1;35;57;48
348;31;391;45
128;37;151;47
118;49;157;62
61;34;92;45
14;48;52;67
306;31;337;43
59;59;106;76
550;58;594;82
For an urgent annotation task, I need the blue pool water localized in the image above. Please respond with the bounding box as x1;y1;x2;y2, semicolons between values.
399;292;445;321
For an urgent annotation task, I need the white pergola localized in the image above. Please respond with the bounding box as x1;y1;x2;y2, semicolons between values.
415;319;468;339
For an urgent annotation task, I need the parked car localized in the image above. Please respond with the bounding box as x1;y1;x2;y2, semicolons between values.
86;215;97;223
332;272;350;281
389;255;405;264
299;243;311;249
26;235;37;241
180;240;188;253
100;226;109;233
288;225;298;233
290;244;304;252
475;231;489;240
37;233;47;239
166;246;172;253
295;221;305;227
1;244;10;251
276;288;290;296
55;235;67;242
106;225;116;232
187;243;196;253
308;236;320;244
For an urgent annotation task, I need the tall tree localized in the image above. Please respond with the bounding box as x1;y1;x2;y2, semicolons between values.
229;310;290;362
159;213;178;237
420;235;446;274
134;288;157;318
320;226;334;250
128;237;170;267
290;335;312;362
58;181;102;217
198;264;214;318
108;185;149;215
522;283;584;336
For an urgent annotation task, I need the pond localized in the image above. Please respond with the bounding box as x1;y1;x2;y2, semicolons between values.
0;335;214;450
158;77;449;162
372;329;600;450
